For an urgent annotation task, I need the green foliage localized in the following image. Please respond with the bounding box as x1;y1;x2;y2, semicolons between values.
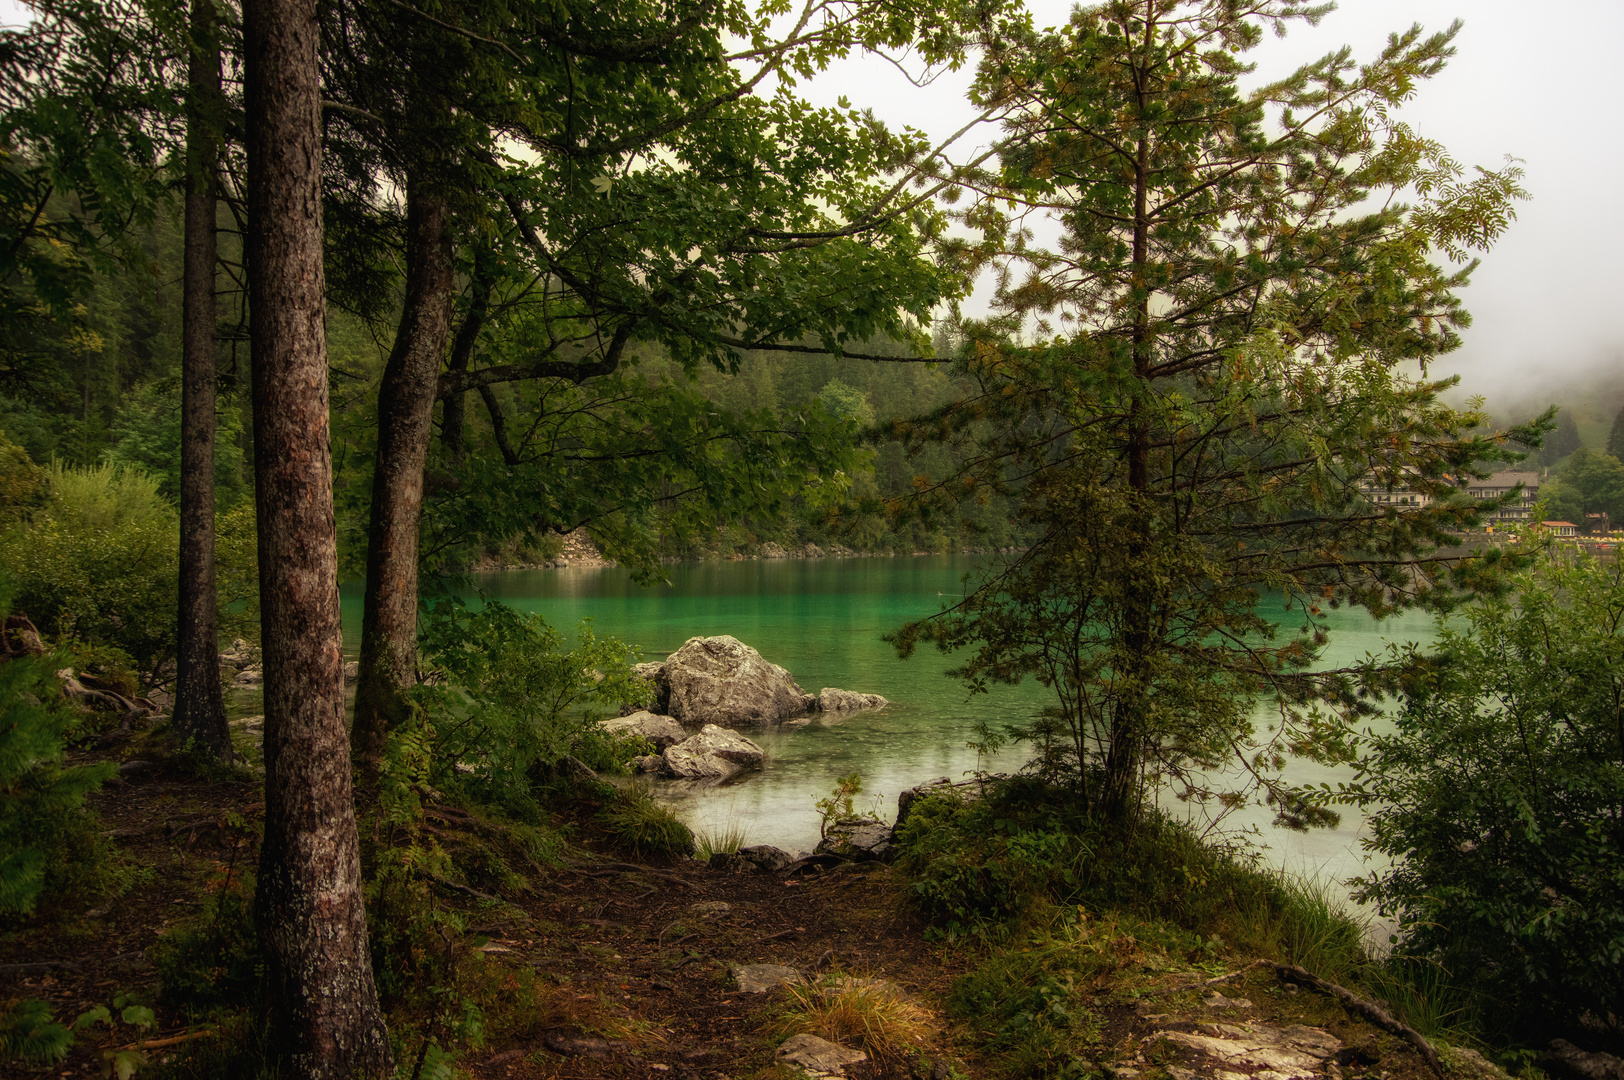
694;819;747;861
1608;406;1624;463
814;772;864;839
105;381;250;509
153;865;263;1013
0;625;114;916
946;939;1105;1079
1545;446;1624;527
2;460;178;681
0;998;72;1065
895;779;1367;972
601;785;695;858
412;599;650;810
1351;550;1624;1039
888;0;1532;821
0;428;42;521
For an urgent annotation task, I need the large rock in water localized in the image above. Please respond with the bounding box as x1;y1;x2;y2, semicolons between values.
817;687;888;712
663;635;813;726
663;724;767;780
597;710;686;749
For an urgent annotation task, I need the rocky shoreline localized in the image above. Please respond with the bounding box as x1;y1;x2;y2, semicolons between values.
470;529;1024;572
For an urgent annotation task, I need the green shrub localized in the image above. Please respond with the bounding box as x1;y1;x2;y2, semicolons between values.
0;614;114;917
3;461;178;681
1353;550;1624;1039
153;867;262;1014
895;777;1366;973
602;785;694;858
412;599;649;813
947;939;1105;1079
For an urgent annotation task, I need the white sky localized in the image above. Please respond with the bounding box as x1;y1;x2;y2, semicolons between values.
5;0;1617;407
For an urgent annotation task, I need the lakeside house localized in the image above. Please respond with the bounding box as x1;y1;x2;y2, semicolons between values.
1542;520;1578;537
1358;468;1541;523
1465;470;1541;523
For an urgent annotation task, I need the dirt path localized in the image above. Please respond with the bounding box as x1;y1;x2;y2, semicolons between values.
1;765;1466;1080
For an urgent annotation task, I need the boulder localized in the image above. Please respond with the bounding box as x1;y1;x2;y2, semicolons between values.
710;844;796;874
629;754;663;774
663;635;813;726
1544;1041;1624;1080
234;667;263;687
663;724;766;781
597;710;686;749
343;660;359;684
817;687;888;712
734;963;802;993
759;541;789;558
814;817;896;862
775;1033;867;1073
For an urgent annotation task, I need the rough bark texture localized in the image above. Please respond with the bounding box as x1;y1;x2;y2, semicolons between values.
351;181;453;781
171;0;231;761
243;0;392;1074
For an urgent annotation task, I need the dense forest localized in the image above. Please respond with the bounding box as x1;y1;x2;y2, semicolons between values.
2;1;1621;1079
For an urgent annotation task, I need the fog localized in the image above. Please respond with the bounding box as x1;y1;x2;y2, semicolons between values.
793;1;1624;414
6;0;1618;414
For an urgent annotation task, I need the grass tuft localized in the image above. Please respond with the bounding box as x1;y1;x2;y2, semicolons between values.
774;973;937;1071
601;785;694;858
694;818;747;861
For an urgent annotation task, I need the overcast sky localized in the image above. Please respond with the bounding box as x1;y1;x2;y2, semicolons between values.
4;0;1617;407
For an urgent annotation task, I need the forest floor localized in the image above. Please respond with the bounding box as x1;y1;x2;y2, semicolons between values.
1;755;1474;1080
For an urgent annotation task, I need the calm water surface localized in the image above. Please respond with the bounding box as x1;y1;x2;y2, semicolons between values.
341;555;1432;906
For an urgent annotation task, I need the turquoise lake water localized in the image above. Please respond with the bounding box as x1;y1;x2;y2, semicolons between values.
339;555;1433;906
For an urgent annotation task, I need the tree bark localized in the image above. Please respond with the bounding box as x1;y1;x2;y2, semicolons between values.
242;0;392;1074
172;0;231;762
439;249;495;462
351;179;453;783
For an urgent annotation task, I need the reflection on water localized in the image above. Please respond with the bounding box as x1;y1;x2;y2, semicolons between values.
339;556;1434;905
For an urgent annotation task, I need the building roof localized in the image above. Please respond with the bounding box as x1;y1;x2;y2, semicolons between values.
1474;470;1540;487
1542;521;1576;528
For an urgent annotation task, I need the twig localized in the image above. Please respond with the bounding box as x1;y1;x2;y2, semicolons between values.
1142;958;1269;995
0;959;80;975
756;928;799;943
119;1029;215;1051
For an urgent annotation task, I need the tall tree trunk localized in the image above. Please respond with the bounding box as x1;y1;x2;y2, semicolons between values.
351;180;453;782
172;0;230;761
243;0;392;1074
439;251;495;462
1103;4;1157;824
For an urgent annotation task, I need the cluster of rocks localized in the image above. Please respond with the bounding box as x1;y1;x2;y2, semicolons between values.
218;638;358;690
596;635;888;782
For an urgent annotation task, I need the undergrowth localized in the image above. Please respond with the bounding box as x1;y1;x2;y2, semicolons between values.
895;777;1479;1076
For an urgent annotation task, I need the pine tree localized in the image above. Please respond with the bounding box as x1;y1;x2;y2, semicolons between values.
892;0;1529;822
1606;405;1624;462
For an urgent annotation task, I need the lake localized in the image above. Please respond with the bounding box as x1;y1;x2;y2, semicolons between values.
341;554;1433;905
